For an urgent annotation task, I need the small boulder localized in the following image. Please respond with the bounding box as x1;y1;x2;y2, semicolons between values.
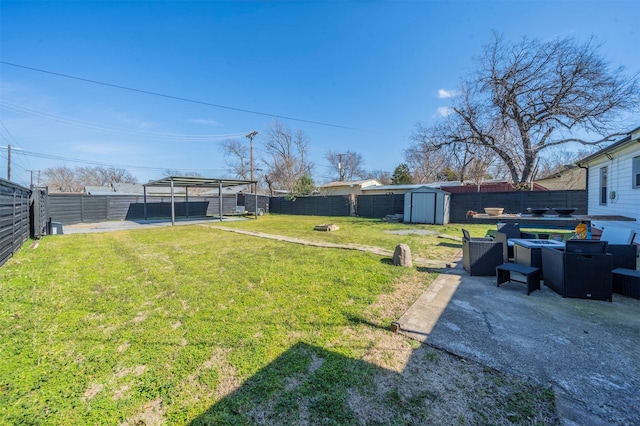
314;223;339;231
392;244;412;267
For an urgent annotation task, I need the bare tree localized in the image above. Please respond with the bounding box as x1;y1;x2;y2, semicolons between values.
405;136;498;184
411;34;640;183
220;138;250;180
465;147;500;187
262;120;313;193
44;166;137;192
324;150;366;182
77;166;137;186
363;169;392;185
44;166;81;192
163;169;207;194
404;143;450;183
536;148;595;179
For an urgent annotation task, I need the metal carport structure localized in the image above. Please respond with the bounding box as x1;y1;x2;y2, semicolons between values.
143;176;258;225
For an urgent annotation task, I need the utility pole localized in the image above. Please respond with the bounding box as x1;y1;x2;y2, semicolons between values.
2;145;23;181
246;131;258;193
337;153;345;181
28;170;41;188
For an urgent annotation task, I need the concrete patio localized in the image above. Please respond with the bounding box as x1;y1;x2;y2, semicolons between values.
397;264;640;425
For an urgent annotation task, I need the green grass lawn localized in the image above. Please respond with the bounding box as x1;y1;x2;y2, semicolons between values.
0;217;556;425
211;214;495;262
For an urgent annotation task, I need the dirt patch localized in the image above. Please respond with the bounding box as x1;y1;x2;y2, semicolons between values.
113;384;131;400
114;365;147;379
176;348;243;406
349;343;557;425
131;312;147;324
120;397;165;426
116;341;131;354
82;383;104;401
353;270;559;424
368;272;430;322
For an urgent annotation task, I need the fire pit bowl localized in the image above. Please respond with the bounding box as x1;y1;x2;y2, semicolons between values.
553;207;577;216
527;207;549;216
484;207;504;216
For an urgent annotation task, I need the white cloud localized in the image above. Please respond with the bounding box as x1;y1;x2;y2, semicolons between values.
437;107;454;117
188;118;221;126
438;89;458;99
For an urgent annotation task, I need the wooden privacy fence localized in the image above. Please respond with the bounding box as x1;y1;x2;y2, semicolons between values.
47;194;271;225
269;196;351;216
0;179;31;267
449;190;587;223
268;194;405;218
268;190;586;221
354;194;405;218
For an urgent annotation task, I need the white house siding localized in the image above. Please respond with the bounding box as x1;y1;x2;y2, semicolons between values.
319;180;381;196
321;187;361;196
586;141;640;222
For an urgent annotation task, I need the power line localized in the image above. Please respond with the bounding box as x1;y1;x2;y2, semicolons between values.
1;101;248;141
0;118;34;172
12;148;228;172
1;61;366;131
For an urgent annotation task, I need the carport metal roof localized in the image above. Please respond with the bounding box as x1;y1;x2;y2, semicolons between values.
144;176;256;189
143;176;258;225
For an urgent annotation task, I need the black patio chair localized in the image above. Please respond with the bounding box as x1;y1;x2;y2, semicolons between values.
462;229;503;276
605;244;639;298
606;244;638;270
565;240;608;254
541;245;612;302
495;223;536;259
496;223;537;240
495;231;511;263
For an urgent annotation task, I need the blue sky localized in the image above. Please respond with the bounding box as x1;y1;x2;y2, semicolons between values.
1;1;639;188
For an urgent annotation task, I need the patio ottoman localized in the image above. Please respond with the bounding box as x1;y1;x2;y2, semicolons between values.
496;263;540;295
612;268;640;299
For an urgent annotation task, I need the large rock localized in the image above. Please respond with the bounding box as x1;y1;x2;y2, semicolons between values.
392;244;412;267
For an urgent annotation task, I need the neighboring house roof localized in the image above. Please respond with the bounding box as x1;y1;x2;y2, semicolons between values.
361;182;463;192
577;126;640;165
443;182;548;193
534;166;586;190
84;186;114;195
319;179;381;189
270;189;292;197
201;184;251;196
113;182;187;195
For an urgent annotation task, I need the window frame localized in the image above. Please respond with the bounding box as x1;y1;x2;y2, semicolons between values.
633;155;640;189
600;166;608;205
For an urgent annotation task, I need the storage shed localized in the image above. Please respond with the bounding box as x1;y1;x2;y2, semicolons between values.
403;186;450;224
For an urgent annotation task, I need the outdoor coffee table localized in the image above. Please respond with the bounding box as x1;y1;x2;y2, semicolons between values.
511;239;565;277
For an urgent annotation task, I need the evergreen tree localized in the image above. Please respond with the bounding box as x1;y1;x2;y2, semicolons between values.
391;163;412;184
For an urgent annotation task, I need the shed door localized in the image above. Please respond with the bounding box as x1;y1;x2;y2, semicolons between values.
411;192;436;224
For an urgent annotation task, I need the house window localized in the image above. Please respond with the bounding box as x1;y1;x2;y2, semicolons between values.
633;156;640;189
600;166;608;205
